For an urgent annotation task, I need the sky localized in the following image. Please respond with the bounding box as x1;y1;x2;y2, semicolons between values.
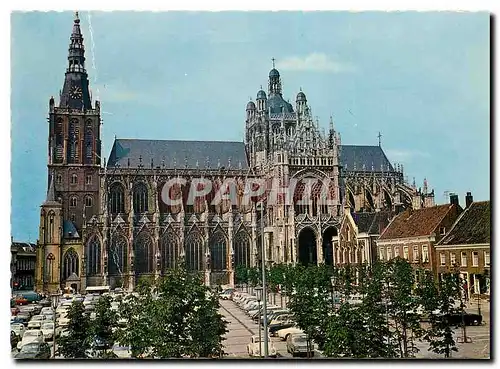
10;11;490;242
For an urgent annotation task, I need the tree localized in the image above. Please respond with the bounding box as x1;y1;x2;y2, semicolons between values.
57;301;91;358
89;295;119;358
117;266;228;358
386;258;423;358
234;265;248;291
418;271;460;358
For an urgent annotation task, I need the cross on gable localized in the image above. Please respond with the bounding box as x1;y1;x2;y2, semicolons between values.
272;57;276;68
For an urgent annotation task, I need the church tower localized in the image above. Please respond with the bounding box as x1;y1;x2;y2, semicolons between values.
47;12;101;232
37;12;101;293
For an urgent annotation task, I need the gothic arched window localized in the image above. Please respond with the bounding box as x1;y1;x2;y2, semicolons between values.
133;182;149;213
55;118;63;163
63;248;79;280
45;253;55;283
68;119;79;163
85;196;93;207
184;231;204;272
160;229;180;271
70;196;77;207
108;233;127;276
210;231;227;271
134;231;154;275
109;183;125;214
47;212;55;243
86;236;101;276
234;230;251;269
85;128;93;162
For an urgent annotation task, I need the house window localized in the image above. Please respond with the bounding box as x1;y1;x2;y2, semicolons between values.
450;253;456;266
395;246;400;258
379;247;385;261
413;246;419;262
472;251;479;267
86;175;92;185
485;252;490;266
440;253;446;266
85;196;93;207
70;196;77;207
461;252;467;267
387;247;392;260
403;246;409;260
56;174;62;184
422;245;429;263
71;173;78;184
439;227;446;235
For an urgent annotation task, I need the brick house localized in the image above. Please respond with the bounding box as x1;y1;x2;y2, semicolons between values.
435;198;490;298
333;208;391;266
376;197;462;278
11;241;37;291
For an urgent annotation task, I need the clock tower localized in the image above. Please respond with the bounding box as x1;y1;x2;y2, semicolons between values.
46;11;101;234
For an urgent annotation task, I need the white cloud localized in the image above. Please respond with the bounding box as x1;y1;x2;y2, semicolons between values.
385;149;430;162
278;53;356;73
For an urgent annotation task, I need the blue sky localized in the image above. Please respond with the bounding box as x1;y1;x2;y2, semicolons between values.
11;11;490;241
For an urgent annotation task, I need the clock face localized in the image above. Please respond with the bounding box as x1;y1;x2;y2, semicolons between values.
70;85;83;99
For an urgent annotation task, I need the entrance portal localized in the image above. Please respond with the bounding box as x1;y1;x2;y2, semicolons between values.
298;228;317;266
322;227;338;265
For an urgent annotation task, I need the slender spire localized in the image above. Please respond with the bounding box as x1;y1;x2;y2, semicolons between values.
272;57;276;68
46;172;56;202
378;131;382;147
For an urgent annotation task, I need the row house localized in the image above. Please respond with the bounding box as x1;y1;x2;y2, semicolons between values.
11;241;37;291
435;198;490;297
333;207;391;266
376;195;462;279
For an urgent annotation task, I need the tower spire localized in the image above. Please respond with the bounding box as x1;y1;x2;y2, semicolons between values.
58;12;92;110
378;131;382;147
272;57;276;68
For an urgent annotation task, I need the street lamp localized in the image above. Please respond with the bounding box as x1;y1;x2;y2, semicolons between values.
257;201;269;358
50;293;60;359
255;286;263;358
330;276;335;309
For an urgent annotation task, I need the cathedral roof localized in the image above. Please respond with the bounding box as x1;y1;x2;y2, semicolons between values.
436;201;490;246
352;211;392;234
267;94;294;114
108;139;249;170
340;145;394;172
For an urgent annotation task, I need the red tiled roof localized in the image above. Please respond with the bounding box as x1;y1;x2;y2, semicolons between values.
437;201;490;245
379;204;455;240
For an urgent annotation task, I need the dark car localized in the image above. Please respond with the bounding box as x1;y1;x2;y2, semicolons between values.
15;342;51;359
446;312;482;326
11;331;20;350
268;321;295;336
11;316;28;327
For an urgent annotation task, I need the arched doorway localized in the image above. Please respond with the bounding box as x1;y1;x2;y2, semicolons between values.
322;227;338;265
298;228;317;266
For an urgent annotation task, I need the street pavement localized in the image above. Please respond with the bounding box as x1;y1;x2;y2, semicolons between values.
218;298;322;359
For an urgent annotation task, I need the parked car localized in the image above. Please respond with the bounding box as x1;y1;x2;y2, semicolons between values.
286;333;315;357
11;323;26;338
446;312;483;326
268;318;295;336
12;316;29;326
15;342;51;359
247;335;277;358
40;322;58;341
41;307;54;316
17;329;44;350
38;299;51;308
219;290;234;300
277;326;304;341
11;331;20;350
15;295;29;306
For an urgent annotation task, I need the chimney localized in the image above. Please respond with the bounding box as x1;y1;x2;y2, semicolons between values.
465;192;473;208
449;193;459;207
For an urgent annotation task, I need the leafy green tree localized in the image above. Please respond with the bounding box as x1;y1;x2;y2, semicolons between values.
234;265;248;290
386;258;423;358
418;271;459;358
57;301;91;358
89;295;119;358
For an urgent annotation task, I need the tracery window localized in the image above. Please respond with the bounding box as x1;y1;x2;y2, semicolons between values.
45;253;55;283
109;183;125;214
160;229;180;271
47;212;55;243
68;119;79;163
108;233;127;276
55;118;64;163
134;231;154;275
234;230;251;269
86;236;101;276
84;122;93;163
184;231;204;272
70;196;77;207
63;248;79;280
133;182;149;213
210;231;227;271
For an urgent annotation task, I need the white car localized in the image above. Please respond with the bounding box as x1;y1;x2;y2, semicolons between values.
58;317;70;327
17;329;44;350
41;307;54;315
56;305;69;315
277;326;304;341
247;335;277;357
11;323;26;338
40;321;59;341
27;315;46;329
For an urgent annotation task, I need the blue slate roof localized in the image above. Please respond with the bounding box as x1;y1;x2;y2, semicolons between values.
340;145;394;172
267;94;294;114
107;139;249;169
63;220;80;239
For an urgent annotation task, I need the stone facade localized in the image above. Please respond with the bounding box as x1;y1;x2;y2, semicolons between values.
35;14;436;293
